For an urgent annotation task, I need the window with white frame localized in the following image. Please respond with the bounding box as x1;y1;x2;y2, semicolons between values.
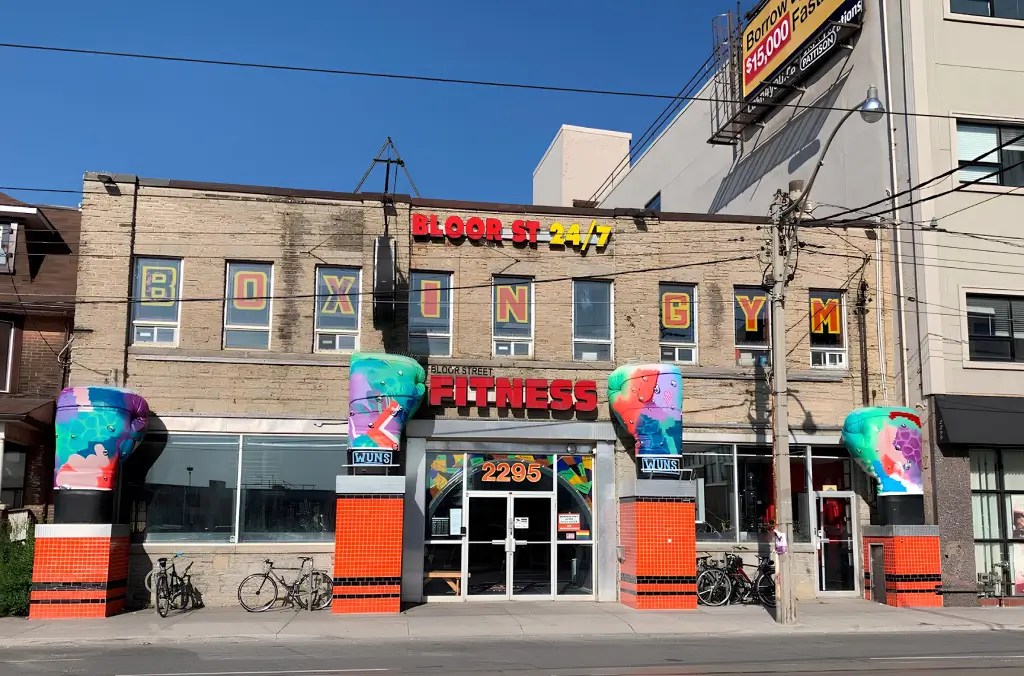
0;319;13;393
224;262;273;350
966;293;1024;362
314;266;360;353
492;276;533;357
0;222;19;275
572;279;612;361
951;0;1024;20
970;449;1024;597
957;121;1024;187
408;271;452;356
809;289;847;368
132;257;182;346
659;282;697;364
733;285;770;367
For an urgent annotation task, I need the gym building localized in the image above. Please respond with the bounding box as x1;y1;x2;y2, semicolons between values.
50;170;900;611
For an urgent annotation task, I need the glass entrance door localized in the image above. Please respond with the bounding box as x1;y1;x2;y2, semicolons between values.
511;495;552;597
466;495;509;597
815;492;857;593
466;493;553;599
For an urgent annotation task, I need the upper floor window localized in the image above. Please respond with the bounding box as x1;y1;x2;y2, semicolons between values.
957;121;1024;186
132;257;182;346
492;276;533;358
645;192;662;212
659;282;697;364
0;319;13;393
224;262;273;350
573;280;612;361
409;271;452;357
0;222;19;274
734;285;770;367
967;293;1024;362
314;266;360;353
809;290;847;369
951;0;1024;20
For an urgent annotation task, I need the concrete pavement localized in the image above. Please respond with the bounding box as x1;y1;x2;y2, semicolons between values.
2;598;1024;648
4;628;1024;676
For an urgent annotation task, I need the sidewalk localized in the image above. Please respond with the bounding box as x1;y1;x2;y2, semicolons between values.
2;599;1023;647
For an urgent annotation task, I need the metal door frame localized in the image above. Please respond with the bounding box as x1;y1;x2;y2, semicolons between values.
464;490;555;601
813;490;860;597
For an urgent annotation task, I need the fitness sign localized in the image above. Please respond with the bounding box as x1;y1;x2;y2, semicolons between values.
742;0;865;106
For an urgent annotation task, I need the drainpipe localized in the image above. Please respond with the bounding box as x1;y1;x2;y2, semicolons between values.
121;177;140;387
879;0;909;406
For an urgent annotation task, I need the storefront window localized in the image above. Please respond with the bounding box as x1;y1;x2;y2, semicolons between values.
127;434;240;542
555;455;594;595
239;436;346;542
970;448;1024;596
125;433;346;543
683;444;735;541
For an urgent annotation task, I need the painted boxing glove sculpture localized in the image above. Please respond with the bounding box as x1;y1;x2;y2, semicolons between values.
348;353;426;450
54;386;149;492
841;407;923;495
608;363;684;458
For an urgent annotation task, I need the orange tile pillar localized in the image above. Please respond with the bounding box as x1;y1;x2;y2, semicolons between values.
862;526;942;608
29;524;129;620
619;481;697;610
332;476;404;614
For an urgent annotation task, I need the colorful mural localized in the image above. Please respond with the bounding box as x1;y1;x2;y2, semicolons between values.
428;453;465;505
557;455;594;512
348;353;426;450
54;387;149;491
841;407;923;495
608;364;683;456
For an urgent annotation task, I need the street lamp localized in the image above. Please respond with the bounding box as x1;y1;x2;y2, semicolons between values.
785;85;887;219
770;84;885;625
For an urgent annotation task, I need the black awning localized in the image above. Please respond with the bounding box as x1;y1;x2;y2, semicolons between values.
934;394;1024;446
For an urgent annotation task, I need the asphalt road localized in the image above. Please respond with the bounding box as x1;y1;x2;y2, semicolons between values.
3;631;1024;676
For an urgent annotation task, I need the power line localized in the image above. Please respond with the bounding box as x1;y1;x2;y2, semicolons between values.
798;131;1024;227
0;42;974;122
0;254;759;308
586;54;718;203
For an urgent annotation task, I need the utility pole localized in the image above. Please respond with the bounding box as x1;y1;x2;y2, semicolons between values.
770;189;797;624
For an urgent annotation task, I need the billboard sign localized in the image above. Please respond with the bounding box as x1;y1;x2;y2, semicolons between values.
742;0;865;103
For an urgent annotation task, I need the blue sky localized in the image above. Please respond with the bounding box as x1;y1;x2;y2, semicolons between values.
1;1;749;208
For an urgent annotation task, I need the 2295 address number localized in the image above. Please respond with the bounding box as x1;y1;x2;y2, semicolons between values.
481;461;542;483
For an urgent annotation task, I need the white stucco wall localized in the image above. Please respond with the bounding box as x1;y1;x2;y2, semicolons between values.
532;125;630;207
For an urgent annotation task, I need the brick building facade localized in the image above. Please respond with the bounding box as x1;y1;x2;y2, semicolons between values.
68;172;894;606
0;193;79;523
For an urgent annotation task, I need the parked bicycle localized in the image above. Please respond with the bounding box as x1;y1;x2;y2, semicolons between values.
237;557;333;612
152;553;203;617
696;553;776;608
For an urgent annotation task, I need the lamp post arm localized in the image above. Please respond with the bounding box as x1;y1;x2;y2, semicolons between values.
781;101;864;220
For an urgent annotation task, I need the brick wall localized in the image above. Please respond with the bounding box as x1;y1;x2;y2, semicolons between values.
129;546;334;609
68;176;894;433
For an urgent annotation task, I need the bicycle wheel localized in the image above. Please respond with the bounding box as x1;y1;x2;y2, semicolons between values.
144;569;156;593
296;571;334;610
155;576;171;618
756;572;777;608
238;573;279;612
170;583;192;611
696;568;732;607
